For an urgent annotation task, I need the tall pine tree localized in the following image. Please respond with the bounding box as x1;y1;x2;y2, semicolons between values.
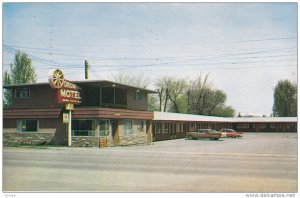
3;51;37;107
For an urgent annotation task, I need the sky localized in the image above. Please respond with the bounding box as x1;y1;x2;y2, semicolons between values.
2;2;297;116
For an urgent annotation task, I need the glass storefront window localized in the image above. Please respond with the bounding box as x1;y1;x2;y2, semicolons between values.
125;120;133;135
72;119;95;136
17;120;38;132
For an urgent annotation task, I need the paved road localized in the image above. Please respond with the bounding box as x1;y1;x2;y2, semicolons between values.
3;133;297;192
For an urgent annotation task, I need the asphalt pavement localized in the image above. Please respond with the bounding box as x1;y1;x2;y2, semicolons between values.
3;133;297;192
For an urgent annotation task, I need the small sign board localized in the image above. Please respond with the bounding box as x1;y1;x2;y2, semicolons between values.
66;103;74;111
63;113;69;123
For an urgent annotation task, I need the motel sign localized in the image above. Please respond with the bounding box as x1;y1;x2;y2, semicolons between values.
48;69;81;104
48;69;81;146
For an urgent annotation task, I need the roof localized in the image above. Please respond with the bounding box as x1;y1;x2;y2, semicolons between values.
153;111;297;123
154;111;226;122
3;80;157;93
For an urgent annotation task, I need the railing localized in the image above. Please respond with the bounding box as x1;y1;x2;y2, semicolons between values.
72;130;95;137
101;103;127;109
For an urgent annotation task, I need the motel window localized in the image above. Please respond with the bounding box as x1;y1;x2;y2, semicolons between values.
99;120;111;136
15;88;30;98
155;123;162;134
72;119;95;136
196;123;200;130
164;123;169;133
183;123;189;132
134;92;142;100
248;123;254;129
125;120;133;135
177;123;181;132
169;124;173;133
237;123;247;128
17;120;38;132
259;124;266;129
270;123;276;129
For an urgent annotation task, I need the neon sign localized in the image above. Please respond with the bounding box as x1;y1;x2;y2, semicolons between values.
48;69;81;104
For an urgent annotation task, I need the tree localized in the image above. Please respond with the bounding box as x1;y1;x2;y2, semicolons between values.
187;74;234;117
3;70;12;108
113;72;150;88
210;105;235;117
155;76;172;112
155;76;187;113
167;78;187;113
3;51;37;108
147;94;159;112
206;90;227;115
10;51;37;84
154;74;235;116
272;79;297;117
188;74;212;115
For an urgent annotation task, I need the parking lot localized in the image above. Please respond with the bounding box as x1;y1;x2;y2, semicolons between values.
3;133;297;192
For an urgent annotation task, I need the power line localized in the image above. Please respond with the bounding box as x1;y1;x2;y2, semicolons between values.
3;43;296;73
4;36;296;47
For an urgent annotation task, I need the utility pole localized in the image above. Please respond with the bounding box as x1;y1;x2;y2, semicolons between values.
85;60;89;79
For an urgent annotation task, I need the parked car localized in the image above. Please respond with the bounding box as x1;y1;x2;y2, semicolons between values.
186;129;223;140
219;128;243;138
210;129;227;138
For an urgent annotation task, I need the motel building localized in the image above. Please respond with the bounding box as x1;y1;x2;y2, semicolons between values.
152;112;297;141
3;69;155;147
3;69;297;147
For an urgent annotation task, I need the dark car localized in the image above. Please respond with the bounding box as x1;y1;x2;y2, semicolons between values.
219;128;243;138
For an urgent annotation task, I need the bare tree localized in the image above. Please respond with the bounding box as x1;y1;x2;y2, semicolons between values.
168;78;187;113
206;90;226;115
154;73;234;116
157;87;164;112
155;76;173;112
188;73;212;115
188;74;231;116
113;72;150;88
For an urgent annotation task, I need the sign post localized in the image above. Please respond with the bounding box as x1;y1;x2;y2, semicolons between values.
48;69;81;147
68;109;72;146
65;103;74;146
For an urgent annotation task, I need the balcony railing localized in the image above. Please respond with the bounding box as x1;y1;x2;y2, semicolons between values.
101;102;127;109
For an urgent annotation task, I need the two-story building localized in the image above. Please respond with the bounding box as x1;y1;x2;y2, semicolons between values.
3;78;297;147
3;80;156;147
